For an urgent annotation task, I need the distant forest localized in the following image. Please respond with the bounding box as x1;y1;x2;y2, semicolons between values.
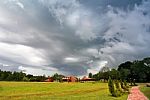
0;57;150;82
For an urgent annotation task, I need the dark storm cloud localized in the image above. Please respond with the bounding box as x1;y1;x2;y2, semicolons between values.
0;0;150;76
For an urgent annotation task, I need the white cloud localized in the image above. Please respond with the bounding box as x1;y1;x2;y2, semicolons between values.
0;28;32;43
86;48;98;55
66;11;80;27
39;0;99;40
64;57;79;63
16;2;24;9
87;61;108;74
101;42;135;55
18;66;58;76
0;42;47;66
96;0;150;66
39;0;80;25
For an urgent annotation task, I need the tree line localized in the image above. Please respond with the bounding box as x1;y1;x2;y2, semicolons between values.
0;70;47;82
0;70;66;82
92;57;150;83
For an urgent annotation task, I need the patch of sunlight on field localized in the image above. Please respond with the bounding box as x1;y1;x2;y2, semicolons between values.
0;82;128;100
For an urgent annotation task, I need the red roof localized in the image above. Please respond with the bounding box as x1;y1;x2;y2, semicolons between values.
81;76;95;81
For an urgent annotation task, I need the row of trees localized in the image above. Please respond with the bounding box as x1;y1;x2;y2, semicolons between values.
0;70;26;81
92;57;150;83
0;70;47;82
108;77;129;97
0;69;66;82
92;69;120;81
52;73;65;82
118;58;150;83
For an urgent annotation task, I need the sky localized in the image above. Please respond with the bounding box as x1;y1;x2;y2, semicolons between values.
0;0;150;76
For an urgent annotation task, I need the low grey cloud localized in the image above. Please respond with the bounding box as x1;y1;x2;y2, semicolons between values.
0;0;150;76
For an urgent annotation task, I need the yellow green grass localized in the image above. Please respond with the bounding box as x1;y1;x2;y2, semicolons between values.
140;84;150;99
0;82;128;100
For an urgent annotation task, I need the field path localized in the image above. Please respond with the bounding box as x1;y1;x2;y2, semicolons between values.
127;86;149;100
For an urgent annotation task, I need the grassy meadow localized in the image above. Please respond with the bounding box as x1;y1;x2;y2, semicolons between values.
0;82;128;100
140;85;150;99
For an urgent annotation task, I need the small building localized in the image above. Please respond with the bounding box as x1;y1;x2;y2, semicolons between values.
81;76;95;81
45;77;54;82
62;76;78;82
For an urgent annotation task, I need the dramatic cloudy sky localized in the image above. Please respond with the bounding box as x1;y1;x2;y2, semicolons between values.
0;0;150;76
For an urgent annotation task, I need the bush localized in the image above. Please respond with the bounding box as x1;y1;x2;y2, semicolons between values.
114;90;122;97
108;77;121;97
115;80;123;94
23;77;29;82
124;80;127;86
108;77;115;96
120;80;129;92
108;78;130;97
124;80;129;88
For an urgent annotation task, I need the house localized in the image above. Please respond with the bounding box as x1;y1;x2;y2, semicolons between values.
80;76;95;81
45;77;54;82
62;76;78;82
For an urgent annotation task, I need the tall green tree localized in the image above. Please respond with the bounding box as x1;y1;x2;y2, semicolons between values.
109;69;120;80
88;73;92;78
108;77;116;96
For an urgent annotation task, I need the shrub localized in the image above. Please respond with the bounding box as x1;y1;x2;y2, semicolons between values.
114;90;122;97
124;80;127;86
115;80;123;93
108;77;121;97
23;77;29;82
108;77;115;96
114;80;124;96
120;80;124;89
124;80;129;88
120;80;129;92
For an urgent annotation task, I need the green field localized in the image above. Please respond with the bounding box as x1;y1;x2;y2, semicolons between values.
0;82;128;100
140;85;150;99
